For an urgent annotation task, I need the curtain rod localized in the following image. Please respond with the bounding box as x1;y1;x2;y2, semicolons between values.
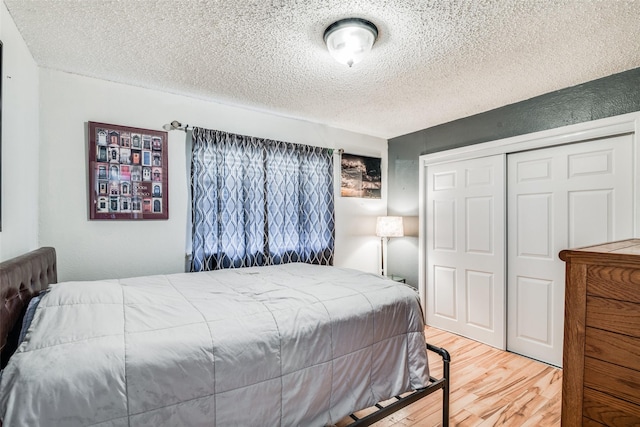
162;120;344;155
163;120;190;132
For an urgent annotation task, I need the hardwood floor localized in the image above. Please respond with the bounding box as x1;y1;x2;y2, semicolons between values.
339;326;562;427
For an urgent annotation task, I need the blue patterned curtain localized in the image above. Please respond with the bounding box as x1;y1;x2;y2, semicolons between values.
190;127;335;271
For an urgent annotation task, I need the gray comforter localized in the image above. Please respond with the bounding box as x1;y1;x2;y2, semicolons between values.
0;263;429;426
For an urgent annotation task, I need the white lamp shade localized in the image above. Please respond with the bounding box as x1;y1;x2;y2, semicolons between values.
324;18;378;67
376;216;404;238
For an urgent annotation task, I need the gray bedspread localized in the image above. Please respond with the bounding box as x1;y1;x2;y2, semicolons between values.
0;263;429;426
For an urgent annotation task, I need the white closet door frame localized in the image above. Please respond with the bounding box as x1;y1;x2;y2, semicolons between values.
419;111;640;326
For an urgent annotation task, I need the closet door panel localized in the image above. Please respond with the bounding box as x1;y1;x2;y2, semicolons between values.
568;190;612;248
433;199;456;250
516;193;552;258
507;134;633;367
466;197;493;254
426;155;506;349
466;270;494;330
515;276;552;344
433;266;457;319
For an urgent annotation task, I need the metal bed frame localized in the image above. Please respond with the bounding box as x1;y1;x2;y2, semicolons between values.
347;343;451;427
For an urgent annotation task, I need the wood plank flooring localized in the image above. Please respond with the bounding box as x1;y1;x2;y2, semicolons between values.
338;326;562;427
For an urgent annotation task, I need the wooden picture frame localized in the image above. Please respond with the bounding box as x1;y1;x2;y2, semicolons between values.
88;121;168;220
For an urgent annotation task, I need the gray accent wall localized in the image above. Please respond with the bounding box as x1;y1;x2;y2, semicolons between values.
388;67;640;288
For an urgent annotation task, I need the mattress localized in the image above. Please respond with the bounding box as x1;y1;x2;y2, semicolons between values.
0;263;429;426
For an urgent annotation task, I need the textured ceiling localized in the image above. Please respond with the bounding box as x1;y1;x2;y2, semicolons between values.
5;0;640;139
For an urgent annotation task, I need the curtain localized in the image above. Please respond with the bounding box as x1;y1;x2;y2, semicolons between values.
190;127;335;272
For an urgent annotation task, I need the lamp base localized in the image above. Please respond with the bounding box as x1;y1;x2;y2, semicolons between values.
380;237;385;276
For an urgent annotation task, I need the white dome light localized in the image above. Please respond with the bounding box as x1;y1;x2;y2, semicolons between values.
323;18;378;68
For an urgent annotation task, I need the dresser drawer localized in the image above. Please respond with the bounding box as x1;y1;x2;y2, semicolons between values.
587;265;640;304
583;388;640;427
586;296;640;337
585;327;640;371
584;357;640;407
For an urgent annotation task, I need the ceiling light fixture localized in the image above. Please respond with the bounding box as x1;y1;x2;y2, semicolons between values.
323;18;378;68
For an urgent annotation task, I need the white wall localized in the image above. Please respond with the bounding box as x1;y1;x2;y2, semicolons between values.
0;3;40;261
39;69;387;281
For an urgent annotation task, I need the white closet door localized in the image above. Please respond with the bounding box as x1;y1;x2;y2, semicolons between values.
426;155;506;348
507;134;633;367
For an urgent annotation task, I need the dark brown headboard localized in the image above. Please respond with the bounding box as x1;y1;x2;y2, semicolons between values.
0;247;57;367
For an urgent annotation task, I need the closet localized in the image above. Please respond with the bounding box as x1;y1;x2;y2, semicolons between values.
419;114;639;367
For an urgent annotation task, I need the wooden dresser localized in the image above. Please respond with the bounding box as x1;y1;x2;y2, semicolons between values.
560;239;640;426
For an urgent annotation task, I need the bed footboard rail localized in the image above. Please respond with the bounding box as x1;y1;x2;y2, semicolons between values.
347;343;451;427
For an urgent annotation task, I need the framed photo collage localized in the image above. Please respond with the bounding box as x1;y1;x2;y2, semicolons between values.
89;121;168;220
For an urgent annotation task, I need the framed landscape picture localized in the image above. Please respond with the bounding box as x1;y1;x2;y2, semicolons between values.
340;153;382;199
88;121;168;220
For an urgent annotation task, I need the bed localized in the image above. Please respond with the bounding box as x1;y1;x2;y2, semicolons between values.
0;247;450;426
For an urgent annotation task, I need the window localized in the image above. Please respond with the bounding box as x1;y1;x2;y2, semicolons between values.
190;128;335;271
